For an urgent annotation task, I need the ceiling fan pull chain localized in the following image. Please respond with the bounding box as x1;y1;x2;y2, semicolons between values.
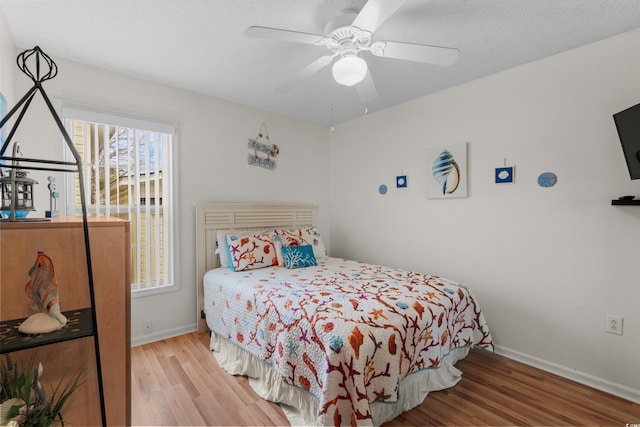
365;74;369;115
330;78;335;132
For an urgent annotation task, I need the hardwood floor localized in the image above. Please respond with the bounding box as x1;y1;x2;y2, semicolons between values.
132;332;640;426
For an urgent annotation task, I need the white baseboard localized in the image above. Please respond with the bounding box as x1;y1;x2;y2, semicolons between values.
494;345;640;404
131;323;197;347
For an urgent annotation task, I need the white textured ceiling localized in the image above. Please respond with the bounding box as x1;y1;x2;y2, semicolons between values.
1;0;639;126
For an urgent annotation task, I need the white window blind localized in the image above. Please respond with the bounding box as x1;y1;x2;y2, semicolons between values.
60;103;177;294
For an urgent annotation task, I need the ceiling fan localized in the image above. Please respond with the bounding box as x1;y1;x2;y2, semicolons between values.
244;0;460;100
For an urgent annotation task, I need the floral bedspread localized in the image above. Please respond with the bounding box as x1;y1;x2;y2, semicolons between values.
204;257;493;426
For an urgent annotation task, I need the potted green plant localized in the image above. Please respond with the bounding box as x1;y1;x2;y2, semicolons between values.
0;354;82;427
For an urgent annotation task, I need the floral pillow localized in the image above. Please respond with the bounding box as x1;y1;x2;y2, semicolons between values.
225;233;277;271
273;234;304;267
274;226;326;260
216;228;271;268
281;244;317;269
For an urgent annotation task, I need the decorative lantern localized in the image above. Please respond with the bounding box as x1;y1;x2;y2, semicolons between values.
0;142;38;219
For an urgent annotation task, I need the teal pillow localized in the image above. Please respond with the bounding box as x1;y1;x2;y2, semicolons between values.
282;244;317;269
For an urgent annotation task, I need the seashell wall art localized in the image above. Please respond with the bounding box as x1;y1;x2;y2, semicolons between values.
427;142;468;199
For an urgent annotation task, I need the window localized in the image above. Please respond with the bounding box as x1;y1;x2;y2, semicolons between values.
60;103;177;294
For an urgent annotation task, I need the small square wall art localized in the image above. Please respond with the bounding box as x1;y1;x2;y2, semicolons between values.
495;166;514;184
427;142;468;199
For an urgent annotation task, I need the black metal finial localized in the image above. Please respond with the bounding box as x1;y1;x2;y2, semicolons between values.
16;46;58;84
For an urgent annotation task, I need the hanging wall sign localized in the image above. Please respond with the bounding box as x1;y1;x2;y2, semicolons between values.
247;123;279;170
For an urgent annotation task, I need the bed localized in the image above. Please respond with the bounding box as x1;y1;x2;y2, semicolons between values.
195;203;493;426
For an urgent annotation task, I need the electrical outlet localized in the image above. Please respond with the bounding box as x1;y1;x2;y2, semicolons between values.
143;320;153;335
605;314;623;335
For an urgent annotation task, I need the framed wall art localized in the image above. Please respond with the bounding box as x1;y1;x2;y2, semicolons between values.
495;166;514;184
427;142;468;199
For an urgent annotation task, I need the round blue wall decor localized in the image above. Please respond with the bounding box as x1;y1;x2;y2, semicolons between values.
537;172;557;187
378;184;388;195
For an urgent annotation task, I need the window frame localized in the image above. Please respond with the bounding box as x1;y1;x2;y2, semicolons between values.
57;100;180;297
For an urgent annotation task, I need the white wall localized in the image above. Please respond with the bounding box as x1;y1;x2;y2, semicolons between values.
329;29;640;402
5;54;330;346
0;6;15;109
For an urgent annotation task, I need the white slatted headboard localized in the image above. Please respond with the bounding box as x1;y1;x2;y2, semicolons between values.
194;203;317;332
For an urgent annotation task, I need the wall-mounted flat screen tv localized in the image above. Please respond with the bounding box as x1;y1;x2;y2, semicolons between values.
613;102;640;180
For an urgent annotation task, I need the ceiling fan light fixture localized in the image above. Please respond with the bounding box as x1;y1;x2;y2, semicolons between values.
332;55;367;86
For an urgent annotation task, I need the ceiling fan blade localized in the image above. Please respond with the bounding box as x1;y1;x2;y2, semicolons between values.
244;26;325;45
275;55;335;93
355;70;378;102
374;41;460;66
352;0;408;33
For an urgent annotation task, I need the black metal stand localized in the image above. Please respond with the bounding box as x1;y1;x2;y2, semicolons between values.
0;46;106;427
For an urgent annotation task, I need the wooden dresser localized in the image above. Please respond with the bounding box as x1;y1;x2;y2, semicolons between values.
0;216;131;426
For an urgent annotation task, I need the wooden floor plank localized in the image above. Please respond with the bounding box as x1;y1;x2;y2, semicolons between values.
131;332;640;426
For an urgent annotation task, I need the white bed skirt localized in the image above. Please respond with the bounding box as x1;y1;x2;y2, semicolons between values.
210;332;470;426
